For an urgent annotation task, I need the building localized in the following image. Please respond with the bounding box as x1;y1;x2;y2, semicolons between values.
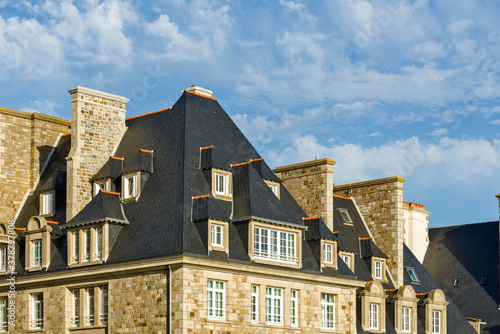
0;86;476;333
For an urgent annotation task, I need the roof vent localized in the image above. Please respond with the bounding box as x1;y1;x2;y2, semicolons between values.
185;85;213;98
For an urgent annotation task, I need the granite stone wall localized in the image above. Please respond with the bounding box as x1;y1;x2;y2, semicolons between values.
0;108;70;225
333;176;405;287
273;159;335;231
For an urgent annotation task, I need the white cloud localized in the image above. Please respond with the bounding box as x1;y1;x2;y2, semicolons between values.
447;19;475;35
276;31;326;64
145;1;231;61
21;100;59;117
489;119;500;125
410;40;447;61
266;135;500;186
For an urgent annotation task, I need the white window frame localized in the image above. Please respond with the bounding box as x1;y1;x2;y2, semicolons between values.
266;182;279;198
341;254;351;268
71;289;79;327
214;172;229;196
432;310;441;334
369;303;379;330
251;285;258;324
100;287;108;325
31;293;43;330
31;239;42;268
83;229;91;263
0;297;7;332
338;208;353;224
321;293;335;329
85;288;94;326
123;174;137;199
323;243;333;264
254;227;297;264
406;267;419;282
374;260;382;279
211;224;223;247
72;231;80;264
0;246;6;272
290;289;298;327
95;227;103;260
207;279;225;320
266;287;283;325
402;306;411;332
94;180;108;196
40;191;54;216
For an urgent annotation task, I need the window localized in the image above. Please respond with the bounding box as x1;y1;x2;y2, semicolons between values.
31;293;43;329
321;293;335;329
72;231;79;264
338;209;353;224
266;287;282;325
369;303;379;330
211;224;223;247
374;260;382;279
0;246;6;272
85;288;94;326
480;276;488;285
100;287;108;325
207;280;225;320
215;172;229;196
432;310;441;334
123;174;137;199
254;227;296;263
323;243;333;264
83;229;91;263
71;290;79;327
0;297;7;331
406;267;420;283
95;227;103;260
290;290;298;327
71;286;108;328
32;239;42;268
94;180;107;196
453;278;461;287
265;181;280;198
341;254;351;268
251;285;258;324
40;191;54;215
402;306;411;332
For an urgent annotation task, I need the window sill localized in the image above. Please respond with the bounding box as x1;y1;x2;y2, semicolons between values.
252;257;301;269
28;329;44;333
68;260;103;268
209;245;228;253
69;325;107;331
27;266;43;272
207;317;226;322
213;193;232;201
122;196;139;203
39;213;54;218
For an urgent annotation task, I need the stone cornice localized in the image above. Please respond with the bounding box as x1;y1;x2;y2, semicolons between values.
273;158;336;174
333;176;405;191
68;86;129;104
0;107;70;126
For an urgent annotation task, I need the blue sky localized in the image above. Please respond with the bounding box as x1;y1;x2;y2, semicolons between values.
1;0;500;227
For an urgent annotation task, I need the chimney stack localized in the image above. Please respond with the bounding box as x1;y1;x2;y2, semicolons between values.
185;85;213;98
273;159;335;231
66;86;129;221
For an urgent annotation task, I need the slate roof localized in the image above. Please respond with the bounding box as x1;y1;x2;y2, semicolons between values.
424;222;500;334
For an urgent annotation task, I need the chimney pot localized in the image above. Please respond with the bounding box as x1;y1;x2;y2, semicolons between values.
185;85;213;98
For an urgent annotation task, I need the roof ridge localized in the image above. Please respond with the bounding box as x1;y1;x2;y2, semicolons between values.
184;89;218;101
429;220;499;230
126;107;171;121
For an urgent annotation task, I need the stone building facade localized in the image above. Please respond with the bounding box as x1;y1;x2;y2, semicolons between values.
0;108;70;225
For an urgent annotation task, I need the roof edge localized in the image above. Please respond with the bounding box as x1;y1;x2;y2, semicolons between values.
273;158;336;173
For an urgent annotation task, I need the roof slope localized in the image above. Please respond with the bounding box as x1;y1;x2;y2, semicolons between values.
424;222;500;334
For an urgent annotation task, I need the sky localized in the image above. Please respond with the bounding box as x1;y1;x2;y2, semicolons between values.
1;0;500;228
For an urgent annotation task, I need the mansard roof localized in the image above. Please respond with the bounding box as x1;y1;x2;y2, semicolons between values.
424;221;500;333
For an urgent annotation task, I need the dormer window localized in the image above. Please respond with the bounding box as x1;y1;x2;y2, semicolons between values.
25;217;52;271
212;169;232;200
93;179;109;197
372;257;387;281
68;224;109;268
0;224;11;274
121;172;140;202
211;224;223;247
424;289;448;334
40;190;55;216
321;240;337;269
339;251;355;272
338;208;353;225
0;245;6;272
249;221;302;269
208;220;228;253
265;180;280;198
406;267;420;283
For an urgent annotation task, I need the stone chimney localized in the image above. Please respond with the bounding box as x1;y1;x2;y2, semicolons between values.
333;177;405;287
184;85;213;98
66;86;129;221
402;202;430;264
273;159;335;231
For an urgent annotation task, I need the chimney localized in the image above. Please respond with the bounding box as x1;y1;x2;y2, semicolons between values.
184;85;213;98
273;159;335;231
333;177;405;287
66;86;129;221
402;202;430;263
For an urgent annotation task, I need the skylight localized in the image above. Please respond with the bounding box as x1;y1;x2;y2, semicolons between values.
406;267;419;283
453;278;461;287
338;209;353;225
480;276;488;285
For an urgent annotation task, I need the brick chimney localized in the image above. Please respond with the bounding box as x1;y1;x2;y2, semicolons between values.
66;86;129;221
273;159;335;231
333;177;405;287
